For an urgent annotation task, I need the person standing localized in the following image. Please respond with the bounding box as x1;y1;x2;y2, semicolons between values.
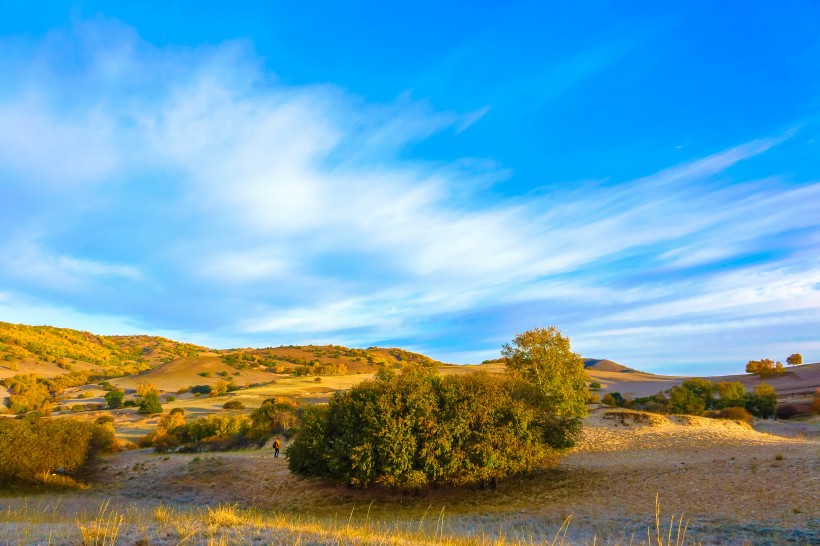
273;436;281;458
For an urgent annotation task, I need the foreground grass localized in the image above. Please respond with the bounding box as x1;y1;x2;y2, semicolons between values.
0;495;695;546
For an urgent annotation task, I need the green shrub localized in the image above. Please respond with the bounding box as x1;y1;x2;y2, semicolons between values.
716;381;747;409
70;404;85;413
288;368;573;488
165;395;176;403
186;414;251;442
138;393;163;415
249;397;298;441
589;382;601;390
222;400;245;410
745;383;777;418
105;390;124;408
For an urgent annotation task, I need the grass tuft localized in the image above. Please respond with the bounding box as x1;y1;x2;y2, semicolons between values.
77;501;123;546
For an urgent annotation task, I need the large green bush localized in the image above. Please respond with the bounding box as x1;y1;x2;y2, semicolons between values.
288;368;573;488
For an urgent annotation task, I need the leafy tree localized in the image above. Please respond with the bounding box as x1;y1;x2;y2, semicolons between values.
249;396;299;441
745;359;785;378
716;381;747;409
152;411;187;452
3;374;54;414
668;385;706;415
745;383;777;418
104;390;124;409
0;417;116;485
679;378;716;409
209;380;228;397
602;392;625;407
186;414;250;442
501;326;588;431
138;392;163;414
786;353;803;366
136;382;159;398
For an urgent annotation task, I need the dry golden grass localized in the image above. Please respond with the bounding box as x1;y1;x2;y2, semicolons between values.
0;495;702;545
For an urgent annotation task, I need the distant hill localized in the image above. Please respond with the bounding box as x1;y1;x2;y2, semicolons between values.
583;358;635;373
0;322;448;391
0;321;206;378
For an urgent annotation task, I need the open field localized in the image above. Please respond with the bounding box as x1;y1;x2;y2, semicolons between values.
1;408;817;545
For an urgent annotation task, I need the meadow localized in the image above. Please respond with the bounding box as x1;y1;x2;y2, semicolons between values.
1;323;818;545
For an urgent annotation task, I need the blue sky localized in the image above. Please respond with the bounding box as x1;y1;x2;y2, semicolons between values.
1;2;819;374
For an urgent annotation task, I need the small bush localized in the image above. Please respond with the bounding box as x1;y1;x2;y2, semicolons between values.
775;404;806;420
223;400;245;410
96;415;115;425
71;404;85;413
704;406;753;423
138;393;163;415
165;395;176;403
589;382;602;390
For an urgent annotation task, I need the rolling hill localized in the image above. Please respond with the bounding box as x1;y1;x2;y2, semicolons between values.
2;321;818;408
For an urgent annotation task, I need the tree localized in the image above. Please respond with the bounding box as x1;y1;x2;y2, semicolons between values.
501;327;588;449
745;359;784;378
501;327;588;421
209;380;228;398
745;383;777;418
136;383;158;398
602;393;619;406
680;378;716;409
668;385;706;415
716;381;746;409
138;393;163;414
786;353;803;366
249;397;299;441
104;390;124;409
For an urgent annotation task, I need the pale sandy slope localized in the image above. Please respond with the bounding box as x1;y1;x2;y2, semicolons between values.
591;362;820;398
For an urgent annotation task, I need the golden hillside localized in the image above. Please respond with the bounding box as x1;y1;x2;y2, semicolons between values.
0;321;206;377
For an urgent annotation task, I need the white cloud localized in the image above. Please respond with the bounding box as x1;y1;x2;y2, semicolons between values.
0;237;142;289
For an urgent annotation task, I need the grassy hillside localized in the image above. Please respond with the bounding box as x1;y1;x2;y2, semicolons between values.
216;345;444;376
0;321;206;376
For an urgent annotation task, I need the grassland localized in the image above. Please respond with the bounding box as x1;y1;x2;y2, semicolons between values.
1;322;819;544
1;408;817;545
